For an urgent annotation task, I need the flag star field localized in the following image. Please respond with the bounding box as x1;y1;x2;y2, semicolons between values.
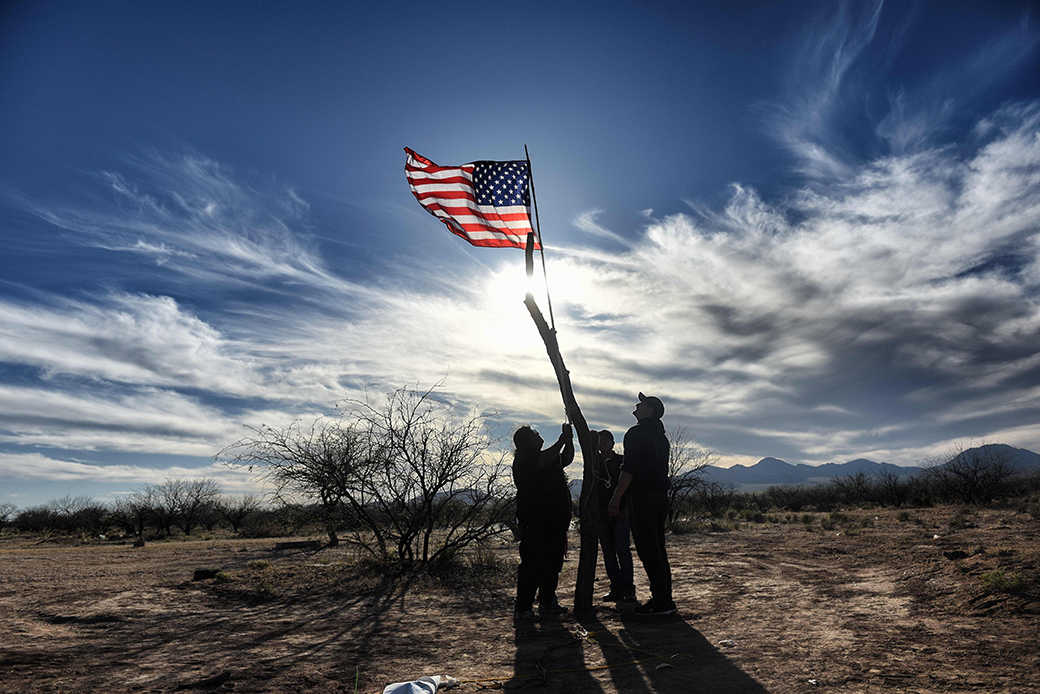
1;0;1040;506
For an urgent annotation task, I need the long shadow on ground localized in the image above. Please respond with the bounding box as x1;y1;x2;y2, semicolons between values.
507;607;769;692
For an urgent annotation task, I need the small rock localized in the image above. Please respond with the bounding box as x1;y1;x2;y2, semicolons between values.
943;550;969;560
718;639;737;648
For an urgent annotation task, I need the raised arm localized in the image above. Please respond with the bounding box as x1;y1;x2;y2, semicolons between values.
536;423;573;471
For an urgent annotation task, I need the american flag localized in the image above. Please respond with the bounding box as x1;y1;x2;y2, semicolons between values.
404;148;539;249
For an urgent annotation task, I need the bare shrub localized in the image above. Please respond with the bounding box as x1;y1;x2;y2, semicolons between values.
665;424;719;525
171;479;222;535
0;502;17;528
872;468;914;507
220;386;513;567
923;443;1017;505
692;479;738;518
214;494;263;533
110;488;155;538
830;472;875;506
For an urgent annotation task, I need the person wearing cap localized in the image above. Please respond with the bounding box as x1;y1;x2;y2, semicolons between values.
608;393;676;615
512;422;574;620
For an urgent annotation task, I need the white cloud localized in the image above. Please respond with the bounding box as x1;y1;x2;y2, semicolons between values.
0;451;262;495
572;208;634;248
3;101;1040;498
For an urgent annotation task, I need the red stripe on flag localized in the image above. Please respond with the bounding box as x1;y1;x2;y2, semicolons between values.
404;148;539;250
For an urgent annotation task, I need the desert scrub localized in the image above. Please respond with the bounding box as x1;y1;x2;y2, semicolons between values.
980;569;1026;593
667;519;695;534
247;559;270;570
709;520;737;532
739;510;766;523
214;571;233;583
253;578;274;598
821;512;849;531
948;508;975;530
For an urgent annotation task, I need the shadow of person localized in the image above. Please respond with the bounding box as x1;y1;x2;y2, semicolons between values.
507;610;604;692
507;607;769;692
611;607;769;693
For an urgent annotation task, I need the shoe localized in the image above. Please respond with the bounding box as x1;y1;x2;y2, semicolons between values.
539;601;568;615
633;600;677;615
601;591;623;601
620;593;638;603
513;608;537;621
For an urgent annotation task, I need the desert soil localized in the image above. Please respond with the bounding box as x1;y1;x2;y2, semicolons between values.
1;506;1038;694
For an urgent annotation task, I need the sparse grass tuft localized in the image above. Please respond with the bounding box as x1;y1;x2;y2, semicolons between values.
709;520;736;533
247;559;270;570
253;578;273;598
949;508;975;530
214;571;233;583
980;569;1026;594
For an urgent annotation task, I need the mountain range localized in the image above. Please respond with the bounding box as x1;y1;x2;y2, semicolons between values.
568;443;1040;496
700;444;1040;491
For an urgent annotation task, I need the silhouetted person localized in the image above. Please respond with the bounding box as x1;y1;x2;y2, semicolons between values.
512;422;573;620
595;429;636;602
609;393;675;615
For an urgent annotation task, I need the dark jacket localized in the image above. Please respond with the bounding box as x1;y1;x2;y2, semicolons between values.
621;417;670;492
513;445;572;528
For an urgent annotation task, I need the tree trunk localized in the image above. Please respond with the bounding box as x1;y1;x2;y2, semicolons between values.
523;293;599;614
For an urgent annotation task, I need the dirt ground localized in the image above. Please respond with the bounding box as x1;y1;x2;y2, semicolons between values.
1;506;1038;694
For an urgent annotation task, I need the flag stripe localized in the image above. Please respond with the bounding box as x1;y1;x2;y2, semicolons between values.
404;147;539;250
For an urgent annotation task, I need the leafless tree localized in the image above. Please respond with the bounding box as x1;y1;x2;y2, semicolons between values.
111;492;153;537
923;443;1017;505
171;479;222;535
214;494;263;533
0;502;17;528
831;471;874;505
148;480;182;537
694;479;738;517
220;386;513;566
219;417;369;546
49;495;107;534
872;468;914;507
666;424;720;524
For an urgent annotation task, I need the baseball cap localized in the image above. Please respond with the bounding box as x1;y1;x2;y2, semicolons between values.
638;392;665;419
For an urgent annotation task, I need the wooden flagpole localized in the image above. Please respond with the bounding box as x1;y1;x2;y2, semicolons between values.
521;146;600;612
524;145;556;332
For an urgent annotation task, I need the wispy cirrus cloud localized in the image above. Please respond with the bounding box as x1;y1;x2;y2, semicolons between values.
764;2;1039;178
544;103;1040;463
572;208;634;248
0;451;260;495
762;0;885;179
3;103;1040;497
19;150;382;304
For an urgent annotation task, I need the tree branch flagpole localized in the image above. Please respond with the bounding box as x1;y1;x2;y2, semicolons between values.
525;144;556;332
522;146;599;614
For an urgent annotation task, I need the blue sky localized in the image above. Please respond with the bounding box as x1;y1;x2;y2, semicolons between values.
2;0;1040;508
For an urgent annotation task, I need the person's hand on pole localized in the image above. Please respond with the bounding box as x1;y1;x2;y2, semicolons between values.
560;423;572;441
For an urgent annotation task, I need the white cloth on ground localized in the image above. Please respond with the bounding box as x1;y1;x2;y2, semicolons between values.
381;675;458;694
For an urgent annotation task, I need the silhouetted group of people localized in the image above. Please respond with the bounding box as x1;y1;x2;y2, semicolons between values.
512;392;677;620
